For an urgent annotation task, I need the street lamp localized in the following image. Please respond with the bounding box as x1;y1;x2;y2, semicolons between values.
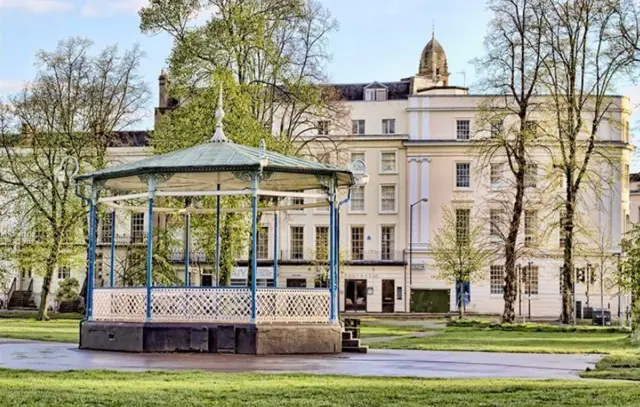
55;156;80;183
408;197;428;312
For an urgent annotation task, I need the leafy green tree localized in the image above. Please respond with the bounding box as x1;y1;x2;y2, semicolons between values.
139;0;343;284
0;38;148;319
619;225;640;341
429;206;495;318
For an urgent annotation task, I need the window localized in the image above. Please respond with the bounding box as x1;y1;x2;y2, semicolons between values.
352;120;365;135
57;265;71;280
456;163;471;188
490;119;503;138
524;210;537;247
95;253;103;284
291;190;304;210
396;286;403;300
318;120;330;135
351;152;365;163
456;119;470;140
101;213;113;243
490;265;505;294
490;209;503;238
131;213;144;243
523;265;539;295
455;209;470;245
380;185;396;213
350;187;365;212
624;164;630;190
351;226;364;260
559;210;566;248
257;226;269;259
364;87;388;101
381;225;395;261
382;119;395;135
290;226;304;260
380;152;397;173
315;226;329;260
525;163;538;188
490;163;503;187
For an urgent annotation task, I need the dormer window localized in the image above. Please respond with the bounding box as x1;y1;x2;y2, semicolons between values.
364;82;388;101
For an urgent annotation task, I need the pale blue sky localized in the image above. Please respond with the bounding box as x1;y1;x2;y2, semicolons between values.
0;0;638;134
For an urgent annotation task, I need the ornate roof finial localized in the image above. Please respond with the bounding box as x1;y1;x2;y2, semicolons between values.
210;85;229;143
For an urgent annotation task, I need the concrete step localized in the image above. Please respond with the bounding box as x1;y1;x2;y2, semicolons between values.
342;338;361;347
342;331;353;340
341;345;368;353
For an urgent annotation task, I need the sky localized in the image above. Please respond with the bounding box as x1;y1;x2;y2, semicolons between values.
1;0;639;132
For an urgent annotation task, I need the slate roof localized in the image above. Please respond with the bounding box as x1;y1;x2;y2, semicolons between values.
330;81;411;101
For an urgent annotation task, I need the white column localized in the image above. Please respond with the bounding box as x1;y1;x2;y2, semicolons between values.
409;97;419;140
409;159;419;246
421;97;430;140
419;158;431;246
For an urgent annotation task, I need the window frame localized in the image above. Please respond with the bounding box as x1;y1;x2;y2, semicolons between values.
379;150;398;174
352;119;365;135
256;226;269;260
317;120;330;135
382;118;396;135
455;162;472;190
350;225;365;261
349;185;366;214
490;162;504;188
490;265;505;295
523;264;539;296
456;119;471;140
380;224;396;261
289;225;305;260
524;209;538;248
378;183;398;214
130;213;145;243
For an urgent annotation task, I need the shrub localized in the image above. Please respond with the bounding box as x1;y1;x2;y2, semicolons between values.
447;318;631;333
55;278;80;303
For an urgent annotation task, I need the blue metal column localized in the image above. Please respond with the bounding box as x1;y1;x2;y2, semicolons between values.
250;174;259;323
109;209;116;287
273;213;278;287
145;176;156;321
215;184;221;286
328;178;336;323
86;183;99;320
184;211;190;287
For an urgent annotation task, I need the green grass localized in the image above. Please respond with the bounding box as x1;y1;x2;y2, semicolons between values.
2;369;640;406
371;327;637;354
0;319;79;343
580;353;640;381
0;311;84;320
359;322;432;338
448;318;631;333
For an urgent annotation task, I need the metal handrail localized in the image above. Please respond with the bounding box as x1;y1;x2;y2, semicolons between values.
27;278;33;292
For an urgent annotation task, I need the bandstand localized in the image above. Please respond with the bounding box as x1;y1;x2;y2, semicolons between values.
76;96;359;354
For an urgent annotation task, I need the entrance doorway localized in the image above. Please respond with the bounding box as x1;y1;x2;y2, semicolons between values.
201;274;213;287
382;279;395;313
345;279;367;312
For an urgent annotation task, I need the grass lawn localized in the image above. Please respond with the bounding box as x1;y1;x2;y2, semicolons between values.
359;322;433;338
2;370;640;406
0;319;79;343
370;326;638;354
580;353;640;381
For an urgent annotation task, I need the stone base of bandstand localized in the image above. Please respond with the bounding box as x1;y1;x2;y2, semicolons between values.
79;321;342;354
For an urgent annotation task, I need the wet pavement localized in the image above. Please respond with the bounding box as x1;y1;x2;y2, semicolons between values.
0;338;600;379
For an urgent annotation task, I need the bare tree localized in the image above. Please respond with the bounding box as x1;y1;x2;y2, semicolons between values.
538;0;639;324
0;38;149;319
473;0;547;322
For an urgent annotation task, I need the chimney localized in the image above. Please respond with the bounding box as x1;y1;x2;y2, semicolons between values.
158;69;167;109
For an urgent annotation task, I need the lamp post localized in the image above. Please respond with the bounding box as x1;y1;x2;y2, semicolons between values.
408;197;428;312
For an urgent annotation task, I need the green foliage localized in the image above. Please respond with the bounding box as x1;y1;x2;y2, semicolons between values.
447;319;631;334
55;278;80;302
619;224;640;334
581;354;640;381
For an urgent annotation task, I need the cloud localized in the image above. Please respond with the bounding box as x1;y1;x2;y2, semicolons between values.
0;80;24;94
80;0;147;18
0;0;73;13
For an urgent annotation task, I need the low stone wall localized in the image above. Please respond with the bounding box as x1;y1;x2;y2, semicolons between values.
80;321;341;354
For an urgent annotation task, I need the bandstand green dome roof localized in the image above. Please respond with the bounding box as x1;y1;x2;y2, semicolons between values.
76;141;354;192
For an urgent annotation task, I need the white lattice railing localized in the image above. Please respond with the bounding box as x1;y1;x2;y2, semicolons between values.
91;287;330;324
93;288;147;322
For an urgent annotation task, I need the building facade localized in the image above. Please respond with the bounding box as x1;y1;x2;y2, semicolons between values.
4;34;633;318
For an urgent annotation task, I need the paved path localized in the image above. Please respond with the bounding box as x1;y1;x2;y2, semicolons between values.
0;338;599;379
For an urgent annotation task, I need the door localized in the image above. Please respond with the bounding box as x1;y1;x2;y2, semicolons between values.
287;278;307;288
382;280;395;313
345;279;367;312
201;274;213;287
20;268;32;291
411;289;450;313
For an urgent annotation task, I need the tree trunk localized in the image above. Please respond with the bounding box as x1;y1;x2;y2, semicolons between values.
562;195;576;324
502;166;525;323
37;239;61;321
